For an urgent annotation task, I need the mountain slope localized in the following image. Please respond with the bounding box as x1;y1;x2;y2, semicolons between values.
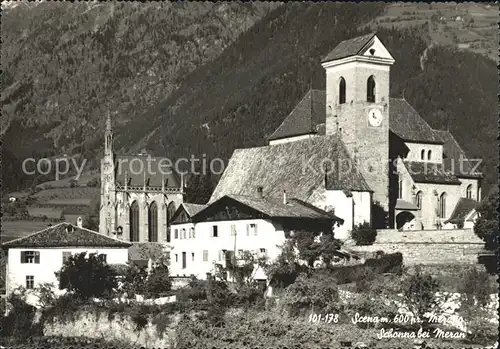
1;1;278;191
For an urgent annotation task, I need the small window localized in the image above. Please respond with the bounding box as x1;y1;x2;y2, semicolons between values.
421;149;425;160
190;227;195;239
26;275;34;289
218;250;224;261
181;228;186;239
367;75;376;103
246;223;257;236
191;253;195;262
230;224;236;236
427;150;432;160
62;252;72;264
415;191;423;209
175;254;178;262
174;229;178;239
398;177;403;199
438;192;447;218
466;184;472;199
203;250;208;262
212;226;218;237
21;251;40;264
339;77;346;104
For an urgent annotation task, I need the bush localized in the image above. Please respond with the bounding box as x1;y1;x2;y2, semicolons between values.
1;288;41;338
458;267;493;307
281;273;339;316
401;266;440;322
57;252;118;299
351;222;377;246
143;264;172;298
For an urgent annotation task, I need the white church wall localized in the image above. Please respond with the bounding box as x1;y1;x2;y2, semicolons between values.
404;142;443;163
352;191;371;227
323;190;354;240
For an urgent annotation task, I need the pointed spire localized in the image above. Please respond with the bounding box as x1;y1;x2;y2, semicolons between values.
106;109;112;131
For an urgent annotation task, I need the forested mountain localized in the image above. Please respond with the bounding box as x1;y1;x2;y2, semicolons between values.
2;2;497;194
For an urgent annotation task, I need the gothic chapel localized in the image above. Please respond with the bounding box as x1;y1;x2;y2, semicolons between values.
99;113;184;242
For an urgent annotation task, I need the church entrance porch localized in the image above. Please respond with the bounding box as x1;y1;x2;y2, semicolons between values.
395;199;420;231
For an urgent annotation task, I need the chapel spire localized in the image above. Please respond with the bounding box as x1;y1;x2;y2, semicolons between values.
104;109;113;156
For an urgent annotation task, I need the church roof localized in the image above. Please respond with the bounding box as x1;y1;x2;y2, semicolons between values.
268;90;444;145
114;154;182;188
195;194;342;222
322;32;376;62
445;198;478;224
403;161;461;185
389;99;443;144
433;130;483;178
269;90;326;141
2;223;132;248
210;134;372;203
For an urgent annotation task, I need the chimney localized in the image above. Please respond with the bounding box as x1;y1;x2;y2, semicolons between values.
283;190;287;205
257;186;264;198
76;216;83;228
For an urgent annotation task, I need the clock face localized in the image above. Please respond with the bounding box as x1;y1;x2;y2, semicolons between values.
368;108;383;127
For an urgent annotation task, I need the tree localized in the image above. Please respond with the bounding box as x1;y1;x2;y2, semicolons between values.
474;188;498;251
57;252;117;299
351;222;377;246
144;264;172;298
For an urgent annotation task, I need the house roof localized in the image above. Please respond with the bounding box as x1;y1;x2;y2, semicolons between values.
389;99;443;144
268;89;443;145
322;32;376;62
445;198;478;224
403;161;461;185
210;134;372;203
433;130;483;178
196;194;343;222
182;203;207;217
2;223;132;249
113;154;182;188
269;89;326;140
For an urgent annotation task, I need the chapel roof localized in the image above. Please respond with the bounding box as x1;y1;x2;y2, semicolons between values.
322;32;377;62
210;134;372;203
403;161;461;185
2;223;132;249
445;198;478;225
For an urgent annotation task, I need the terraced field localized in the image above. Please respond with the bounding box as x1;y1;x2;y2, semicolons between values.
32;187;99;204
1;220;54;243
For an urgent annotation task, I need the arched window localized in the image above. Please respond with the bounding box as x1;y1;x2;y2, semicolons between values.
398;176;403;198
129;201;139;242
466;184;472;199
148;201;158;242
427;150;432;160
421;149;425;160
339;77;346;104
439;192;447;218
415;191;423;209
367;75;376;103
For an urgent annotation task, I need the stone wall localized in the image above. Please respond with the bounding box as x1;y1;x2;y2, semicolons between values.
44;311;179;348
348;229;486;265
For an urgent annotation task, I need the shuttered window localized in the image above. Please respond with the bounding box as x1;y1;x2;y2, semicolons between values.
21;251;40;264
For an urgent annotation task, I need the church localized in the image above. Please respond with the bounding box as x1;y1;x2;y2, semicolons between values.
210;33;482;239
99;114;183;242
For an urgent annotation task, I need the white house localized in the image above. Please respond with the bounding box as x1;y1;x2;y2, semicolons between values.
2;222;131;301
169;192;342;281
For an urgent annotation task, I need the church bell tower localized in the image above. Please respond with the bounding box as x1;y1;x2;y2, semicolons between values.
321;33;395;215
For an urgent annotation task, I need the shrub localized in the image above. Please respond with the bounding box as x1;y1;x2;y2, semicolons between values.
351;222;377;246
1;288;41;338
86;177;100;187
57;252;118;299
458;266;493;307
144;264;172;298
281;273;339;316
401;266;440;322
